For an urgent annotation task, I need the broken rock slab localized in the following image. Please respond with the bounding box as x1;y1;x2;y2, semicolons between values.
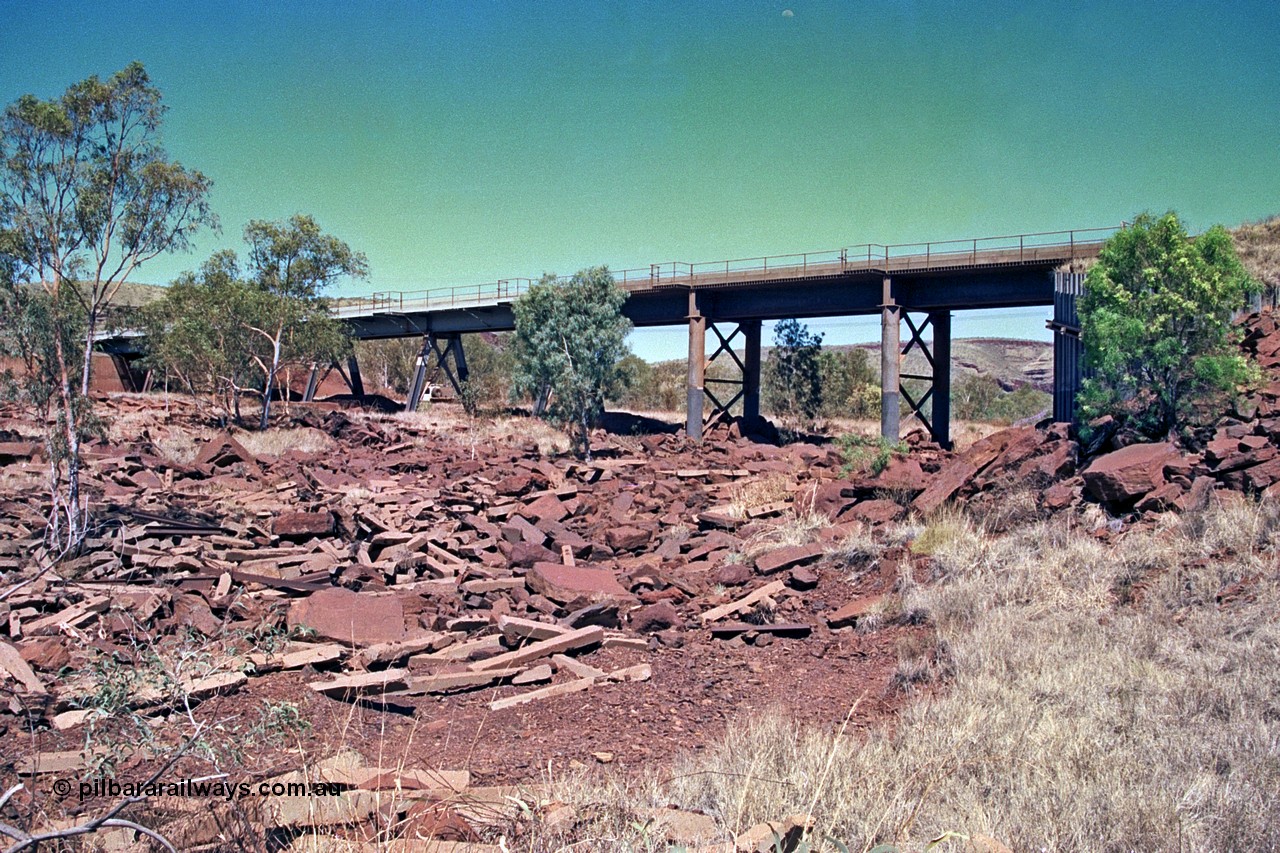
1081;442;1179;504
754;543;824;575
526;561;629;606
287;587;407;646
273;510;335;538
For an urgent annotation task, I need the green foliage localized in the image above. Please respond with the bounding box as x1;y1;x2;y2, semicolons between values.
511;266;632;458
0;63;215;551
953;374;1050;423
839;433;908;476
764;319;824;426
609;354;686;412
817;347;880;420
141;252;256;423
355;337;421;395
458;332;515;415
0;61;216;395
0;256;100;549
1079;211;1259;438
144;216;362;428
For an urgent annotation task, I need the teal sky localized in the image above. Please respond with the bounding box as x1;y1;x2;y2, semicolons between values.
3;1;1279;359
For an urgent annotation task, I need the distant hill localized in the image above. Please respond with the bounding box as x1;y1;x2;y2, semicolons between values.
106;281;167;307
852;338;1053;392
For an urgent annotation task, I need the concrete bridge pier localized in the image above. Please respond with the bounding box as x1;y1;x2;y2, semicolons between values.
686;292;706;440
406;332;469;412
881;277;901;442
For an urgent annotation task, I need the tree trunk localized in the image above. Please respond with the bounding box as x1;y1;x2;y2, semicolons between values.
259;337;282;431
53;319;84;552
79;313;97;398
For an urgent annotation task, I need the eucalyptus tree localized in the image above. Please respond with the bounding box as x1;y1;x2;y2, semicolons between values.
511;267;631;459
0;63;215;551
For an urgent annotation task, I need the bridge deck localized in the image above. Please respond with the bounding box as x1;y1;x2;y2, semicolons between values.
334;227;1111;329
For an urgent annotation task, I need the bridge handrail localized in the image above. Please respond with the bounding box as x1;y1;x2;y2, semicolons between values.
332;225;1118;318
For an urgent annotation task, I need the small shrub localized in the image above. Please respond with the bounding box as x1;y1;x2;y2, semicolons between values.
838;434;907;476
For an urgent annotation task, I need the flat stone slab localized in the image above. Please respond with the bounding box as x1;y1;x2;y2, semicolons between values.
526;561;628;605
755;543;824;575
287;587;407;646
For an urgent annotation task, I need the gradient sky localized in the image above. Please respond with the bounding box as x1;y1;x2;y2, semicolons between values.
3;1;1278;359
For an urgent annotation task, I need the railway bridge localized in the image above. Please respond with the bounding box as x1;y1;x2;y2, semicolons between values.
325;226;1108;447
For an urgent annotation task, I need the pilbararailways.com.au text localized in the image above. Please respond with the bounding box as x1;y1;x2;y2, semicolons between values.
54;777;342;802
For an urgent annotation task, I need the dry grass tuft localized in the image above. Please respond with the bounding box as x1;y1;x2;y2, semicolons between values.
234;427;336;459
731;509;830;563
390;410;572;457
726;472;793;519
825;525;883;579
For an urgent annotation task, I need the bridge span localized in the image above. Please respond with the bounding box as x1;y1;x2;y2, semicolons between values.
323;226;1110;447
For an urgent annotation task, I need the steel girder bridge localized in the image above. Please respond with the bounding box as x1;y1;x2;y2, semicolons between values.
322;226;1108;448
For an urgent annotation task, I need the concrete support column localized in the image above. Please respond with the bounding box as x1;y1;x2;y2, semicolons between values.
686;292;706;441
346;355;365;399
929;309;952;449
880;276;900;441
742;319;762;420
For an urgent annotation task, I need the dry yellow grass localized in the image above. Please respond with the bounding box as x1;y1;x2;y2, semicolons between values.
234;427;336;459
494;496;1280;852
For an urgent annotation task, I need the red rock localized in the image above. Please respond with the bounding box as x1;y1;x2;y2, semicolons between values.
755;543;824;575
172;593;222;637
526;562;628;606
1081;442;1178;503
522;494;568;524
0;442;40;464
494;472;540;497
287;587;407;646
911;458;977;516
401;802;480;842
631;601;679;632
911;426;1033;515
507;541;557;569
843;499;903;526
809;480;855;519
875;458;927;492
605;526;652;552
1042;479;1082;511
501;515;545;545
18;637;70;672
1242;456;1280;491
827;595;884;629
788;566;819;590
272;511;334;538
1136;482;1184;513
194;435;259;469
712;563;752;586
985;425;1043;470
1019;440;1077;480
